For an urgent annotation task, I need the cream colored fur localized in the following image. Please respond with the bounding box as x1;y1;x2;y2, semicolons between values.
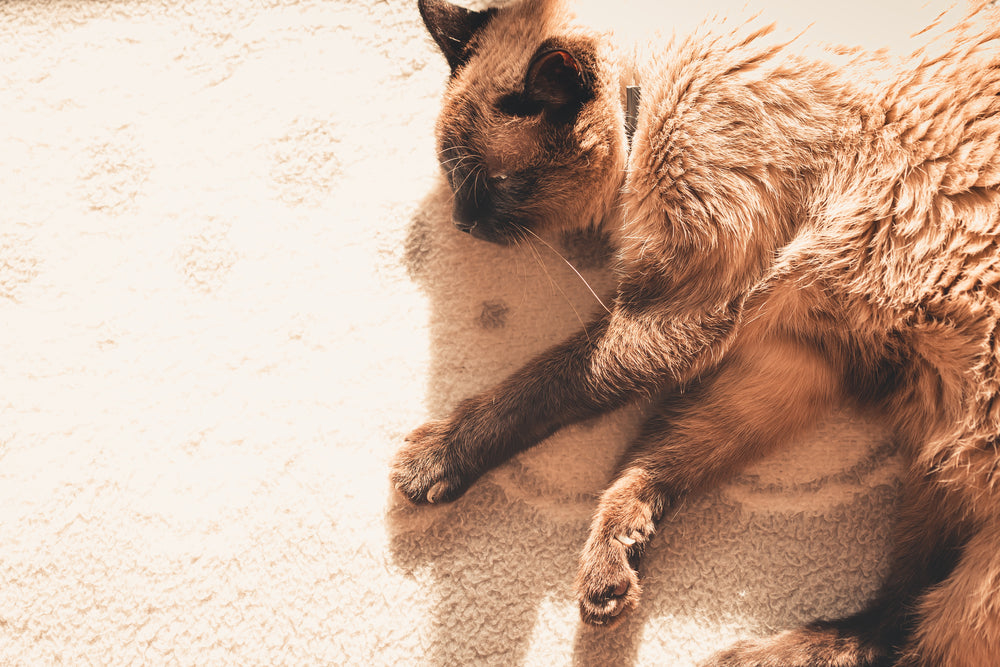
398;1;1000;664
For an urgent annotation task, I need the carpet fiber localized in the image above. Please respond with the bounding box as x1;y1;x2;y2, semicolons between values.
0;1;979;665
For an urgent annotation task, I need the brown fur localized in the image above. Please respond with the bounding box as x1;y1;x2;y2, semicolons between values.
391;1;1000;664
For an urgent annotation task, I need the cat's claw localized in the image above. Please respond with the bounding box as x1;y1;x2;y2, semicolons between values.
426;480;451;503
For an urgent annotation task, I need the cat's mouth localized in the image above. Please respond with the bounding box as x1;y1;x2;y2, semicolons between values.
453;218;478;235
452;213;526;246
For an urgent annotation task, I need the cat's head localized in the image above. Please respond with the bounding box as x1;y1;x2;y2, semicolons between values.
419;0;627;245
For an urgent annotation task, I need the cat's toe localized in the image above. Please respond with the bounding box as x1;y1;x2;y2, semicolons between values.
390;468;429;504
699;644;753;667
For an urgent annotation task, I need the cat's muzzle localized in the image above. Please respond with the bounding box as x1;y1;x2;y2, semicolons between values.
451;198;520;244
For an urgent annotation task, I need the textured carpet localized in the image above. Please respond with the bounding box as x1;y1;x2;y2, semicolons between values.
0;1;979;665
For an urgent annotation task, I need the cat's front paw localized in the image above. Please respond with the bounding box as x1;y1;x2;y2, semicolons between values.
390;419;470;504
575;536;641;626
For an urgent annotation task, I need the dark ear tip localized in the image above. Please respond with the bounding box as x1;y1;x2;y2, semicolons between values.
419;0;498;73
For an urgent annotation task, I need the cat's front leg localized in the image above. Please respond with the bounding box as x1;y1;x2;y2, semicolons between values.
392;312;615;504
390;385;566;504
391;303;738;505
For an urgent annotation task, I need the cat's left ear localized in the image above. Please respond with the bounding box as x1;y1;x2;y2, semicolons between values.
418;0;497;73
525;49;593;118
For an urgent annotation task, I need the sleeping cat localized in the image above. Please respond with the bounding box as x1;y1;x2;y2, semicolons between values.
390;0;1000;664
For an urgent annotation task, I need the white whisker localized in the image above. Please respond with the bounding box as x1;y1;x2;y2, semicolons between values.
524;236;592;343
454;163;480;196
472;166;484;206
524;227;612;314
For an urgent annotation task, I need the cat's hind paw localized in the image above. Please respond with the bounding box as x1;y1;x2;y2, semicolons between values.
575;539;641;626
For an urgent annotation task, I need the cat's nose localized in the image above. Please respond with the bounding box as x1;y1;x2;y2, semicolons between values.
454;219;476;234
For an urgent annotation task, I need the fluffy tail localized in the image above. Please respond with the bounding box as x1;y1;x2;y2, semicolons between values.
703;606;901;667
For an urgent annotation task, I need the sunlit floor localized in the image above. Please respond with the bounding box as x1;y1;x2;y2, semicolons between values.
0;1;985;665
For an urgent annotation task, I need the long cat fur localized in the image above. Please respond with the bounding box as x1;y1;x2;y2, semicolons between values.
391;0;1000;664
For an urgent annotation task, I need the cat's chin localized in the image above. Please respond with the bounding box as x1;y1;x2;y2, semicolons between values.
469;229;519;246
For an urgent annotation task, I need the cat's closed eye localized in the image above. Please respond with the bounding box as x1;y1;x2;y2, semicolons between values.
497;92;544;117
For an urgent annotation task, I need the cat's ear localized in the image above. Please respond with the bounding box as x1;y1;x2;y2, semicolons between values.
418;0;497;73
524;49;592;118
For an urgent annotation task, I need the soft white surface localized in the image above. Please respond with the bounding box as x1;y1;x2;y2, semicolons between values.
0;1;974;665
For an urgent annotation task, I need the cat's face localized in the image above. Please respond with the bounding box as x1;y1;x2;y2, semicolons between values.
420;0;627;245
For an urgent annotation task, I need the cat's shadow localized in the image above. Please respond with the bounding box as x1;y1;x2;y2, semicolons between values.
384;181;661;665
383;182;899;666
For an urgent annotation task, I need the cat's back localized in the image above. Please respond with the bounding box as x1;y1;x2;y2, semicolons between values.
615;5;1000;369
824;16;1000;318
607;4;1000;317
785;13;1000;435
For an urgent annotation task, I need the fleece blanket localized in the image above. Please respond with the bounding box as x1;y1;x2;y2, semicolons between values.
0;1;986;665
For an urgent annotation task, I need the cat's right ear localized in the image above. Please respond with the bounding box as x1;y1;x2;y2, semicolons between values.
524;48;593;119
418;0;497;73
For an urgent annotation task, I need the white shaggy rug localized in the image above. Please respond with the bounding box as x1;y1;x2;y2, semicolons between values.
0;1;985;665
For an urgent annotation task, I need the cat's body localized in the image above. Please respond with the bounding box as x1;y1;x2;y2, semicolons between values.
391;1;1000;664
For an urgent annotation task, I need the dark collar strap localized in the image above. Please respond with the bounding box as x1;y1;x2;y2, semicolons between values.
625;85;641;151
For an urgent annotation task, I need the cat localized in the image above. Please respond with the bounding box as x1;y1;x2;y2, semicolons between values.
390;0;1000;664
